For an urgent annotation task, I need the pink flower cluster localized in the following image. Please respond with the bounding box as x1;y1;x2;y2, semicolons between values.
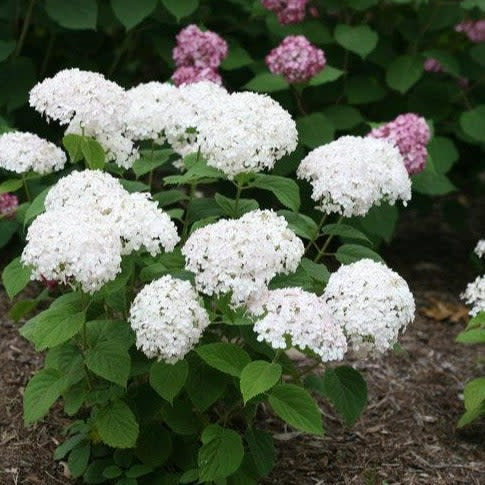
423;58;442;73
266;35;326;83
172;25;228;86
0;193;18;219
262;0;309;25
368;113;431;175
455;20;485;43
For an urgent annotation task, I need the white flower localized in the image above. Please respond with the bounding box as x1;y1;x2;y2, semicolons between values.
125;82;179;144
45;170;179;256
196;91;298;178
474;240;485;259
0;132;66;174
29;68;137;168
21;208;122;293
297;135;411;217
129;275;210;363
324;259;415;357
182;209;304;306
462;276;485;317
249;288;347;362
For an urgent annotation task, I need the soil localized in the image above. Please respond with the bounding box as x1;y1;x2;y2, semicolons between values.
1;200;485;484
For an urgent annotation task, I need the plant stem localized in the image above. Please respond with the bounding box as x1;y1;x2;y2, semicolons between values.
298;360;322;379
22;174;31;202
233;182;243;218
314;215;343;263
148;141;156;190
304;213;327;253
292;85;307;115
15;0;36;57
181;183;196;241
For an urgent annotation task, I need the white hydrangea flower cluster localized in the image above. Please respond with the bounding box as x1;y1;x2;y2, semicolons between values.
29;68;137;168
21;208;122;293
125;80;297;178
129;275;210;363
0;132;66;174
182;210;304;306
125;82;179;143
297;136;412;217
474;240;485;259
462;276;485;317
45;170;179;256
249;288;348;362
324;259;415;357
195;91;298;178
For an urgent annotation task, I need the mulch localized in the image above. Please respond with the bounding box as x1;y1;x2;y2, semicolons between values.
2;200;485;484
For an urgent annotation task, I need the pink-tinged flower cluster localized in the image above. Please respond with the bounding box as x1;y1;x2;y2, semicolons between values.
172;25;227;87
266;35;326;83
0;193;18;219
172;66;223;86
368;113;430;175
262;0;309;25
455;20;485;43
424;58;442;73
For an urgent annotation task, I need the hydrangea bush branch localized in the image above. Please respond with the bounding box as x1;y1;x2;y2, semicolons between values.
1;69;419;484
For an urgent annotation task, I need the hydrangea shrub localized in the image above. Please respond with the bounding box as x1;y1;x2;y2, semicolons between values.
1;69;418;484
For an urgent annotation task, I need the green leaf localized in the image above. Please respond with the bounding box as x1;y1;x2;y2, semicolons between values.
132;149;172;177
81;138;105;170
460;105;485;143
214;193;258;217
250;174;300;212
428;137;459;174
86;320;133;350
334;24;378;58
346;75;386;104
456;328;485;344
470;44;485;67
119;179;150;192
161;0;198;20
358;203;398;243
164;156;223;185
196;343;250;377
111;0;157;29
103;465;123;479
320;366;367;426
54;434;86;460
277;210;318;240
386;55;423;93
296;113;335;148
95;400;139;448
68;442;90;478
2;257;31;298
244;73;289;93
161;398;200;435
63;134;84;163
321;224;371;244
126;464;153;478
45;0;98;30
240;361;282;403
412;167;456;195
23;369;69;424
150;360;188;404
186;356;227;411
464;377;485;412
245;428;275;478
323;105;363;130
221;46;253;70
335;244;384;264
198;425;244;481
308;66;344;86
458;403;485;428
299;258;330;283
24;188;49;226
268;383;323;434
0;40;15;62
0;179;23;194
153;189;188;207
32;306;85;351
8;298;38;322
85;342;131;387
0;220;17;248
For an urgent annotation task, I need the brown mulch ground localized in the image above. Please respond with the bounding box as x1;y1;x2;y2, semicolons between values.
1;201;485;484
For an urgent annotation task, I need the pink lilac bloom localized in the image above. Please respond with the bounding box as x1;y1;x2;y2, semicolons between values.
262;0;309;25
0;193;18;219
266;35;326;83
424;58;442;73
368;113;431;175
172;25;228;69
455;20;485;43
172;66;223;87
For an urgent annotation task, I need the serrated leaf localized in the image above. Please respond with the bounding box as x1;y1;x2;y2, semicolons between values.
245;428;275;477
24;188;49;226
277;210;318;240
81;137;105;170
132;149;172;177
2;257;31;298
161;0;198;20
150;360;188;404
85;341;131;387
335;244;384;264
296;113;335;148
386;55;423;93
0;179;23;194
68;442;90;478
460;105;485;143
111;0;157;29
250;174;300;212
321;224;371;244
308;66;344;86
45;0;98;30
95;400;139;448
334;24;378;58
244;72;289;92
268;383;323;434
240;361;281;403
196;343;250;377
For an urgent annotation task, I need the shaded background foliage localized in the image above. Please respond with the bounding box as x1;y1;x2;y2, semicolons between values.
0;0;484;247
